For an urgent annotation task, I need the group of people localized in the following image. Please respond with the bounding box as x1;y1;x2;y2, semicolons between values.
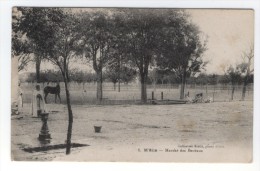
185;91;213;103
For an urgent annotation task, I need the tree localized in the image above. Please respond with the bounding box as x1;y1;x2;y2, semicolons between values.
12;9;33;72
149;68;160;91
120;66;137;84
12;32;33;72
77;11;116;102
104;65;119;91
106;61;137;91
43;69;63;83
13;7;59;82
84;73;97;83
157;13;207;99
240;46;254;100
119;9;179;103
69;69;85;83
45;10;79;155
195;73;208;85
226;65;242;100
153;69;176;85
105;53;122;92
16;7;78;155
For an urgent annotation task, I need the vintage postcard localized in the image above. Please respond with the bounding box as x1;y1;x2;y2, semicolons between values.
11;7;254;162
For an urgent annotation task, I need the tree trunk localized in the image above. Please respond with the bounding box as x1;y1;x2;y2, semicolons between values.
231;85;235;100
36;59;41;83
66;71;70;83
118;55;121;92
153;81;156;92
113;82;116;91
242;76;248;101
242;85;246;101
64;72;73;155
140;74;147;103
96;70;103;102
213;84;216;102
118;80;121;92
180;70;187;100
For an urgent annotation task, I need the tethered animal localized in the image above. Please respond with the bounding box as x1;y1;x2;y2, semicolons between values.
44;82;61;104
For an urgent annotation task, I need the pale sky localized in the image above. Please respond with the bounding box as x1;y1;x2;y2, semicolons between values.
21;9;255;75
188;9;254;74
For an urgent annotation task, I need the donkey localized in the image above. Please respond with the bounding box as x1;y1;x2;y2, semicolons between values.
44;82;61;104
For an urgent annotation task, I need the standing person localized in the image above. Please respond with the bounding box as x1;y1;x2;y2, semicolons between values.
31;84;47;117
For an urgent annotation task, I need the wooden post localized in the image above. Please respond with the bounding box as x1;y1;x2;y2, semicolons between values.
161;92;163;100
152;91;154;100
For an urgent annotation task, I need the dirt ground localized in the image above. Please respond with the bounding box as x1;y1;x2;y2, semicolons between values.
11;100;253;162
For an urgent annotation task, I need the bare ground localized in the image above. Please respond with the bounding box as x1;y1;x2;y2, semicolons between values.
11;101;253;162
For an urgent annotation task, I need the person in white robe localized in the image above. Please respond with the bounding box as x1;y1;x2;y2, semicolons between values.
31;84;47;117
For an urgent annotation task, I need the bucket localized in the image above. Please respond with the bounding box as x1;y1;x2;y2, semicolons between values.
94;126;102;133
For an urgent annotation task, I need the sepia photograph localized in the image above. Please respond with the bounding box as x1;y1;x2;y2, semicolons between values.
10;7;254;162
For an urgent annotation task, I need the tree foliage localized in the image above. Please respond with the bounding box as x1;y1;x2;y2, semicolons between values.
240;46;254;100
12;9;33;72
156;12;207;99
13;7;65;81
15;7;78;155
14;8;210;154
76;11;117;100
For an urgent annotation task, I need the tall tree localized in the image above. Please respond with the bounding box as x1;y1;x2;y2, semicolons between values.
119;9;176;103
226;65;242;100
240;46;254;101
157;13;207;99
15;7;78;154
77;11;116;102
106;51;123;92
45;10;79;155
105;64;119;91
13;7;58;82
106;63;137;91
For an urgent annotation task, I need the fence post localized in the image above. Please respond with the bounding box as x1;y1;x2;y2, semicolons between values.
152;91;154;100
161;92;163;100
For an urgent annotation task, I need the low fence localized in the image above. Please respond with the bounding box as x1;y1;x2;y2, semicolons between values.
20;82;253;105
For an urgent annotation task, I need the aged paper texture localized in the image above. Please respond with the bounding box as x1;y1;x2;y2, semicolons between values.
11;8;254;162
